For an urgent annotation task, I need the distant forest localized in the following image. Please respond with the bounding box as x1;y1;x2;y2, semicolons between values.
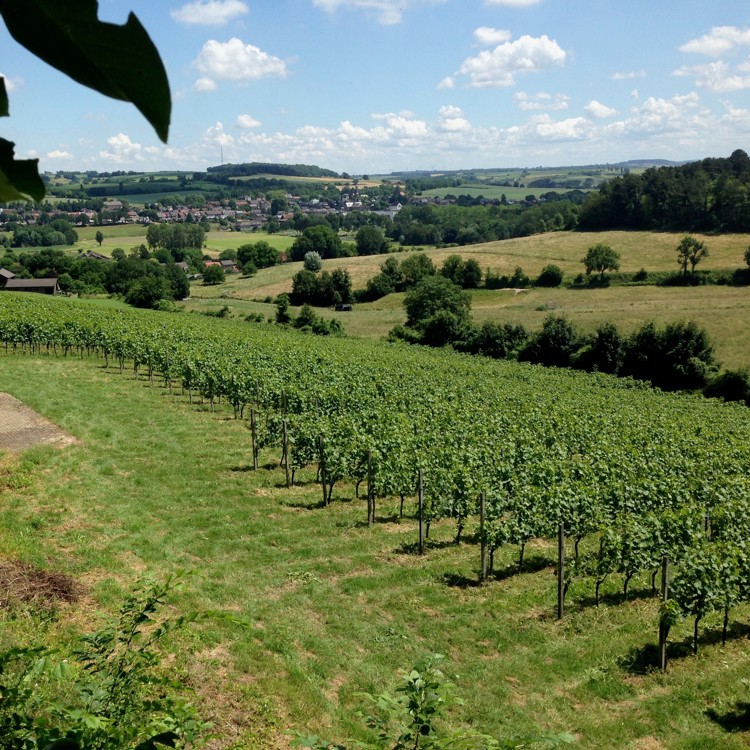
205;162;339;179
578;150;750;232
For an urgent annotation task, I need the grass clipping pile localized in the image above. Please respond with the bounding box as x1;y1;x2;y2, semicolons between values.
0;558;78;610
0;392;77;453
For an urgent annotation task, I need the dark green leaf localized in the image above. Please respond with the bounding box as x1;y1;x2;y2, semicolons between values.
0;0;170;141
135;731;179;750
0;77;8;117
43;740;81;750
0;138;45;202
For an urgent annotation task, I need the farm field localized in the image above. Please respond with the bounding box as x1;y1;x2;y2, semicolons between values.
186;230;750;369
1;297;750;749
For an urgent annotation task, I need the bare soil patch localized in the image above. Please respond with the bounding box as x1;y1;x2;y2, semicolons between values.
0;393;78;452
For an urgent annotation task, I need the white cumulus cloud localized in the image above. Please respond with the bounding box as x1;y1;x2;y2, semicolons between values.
514;91;569;111
680;26;750;57
312;0;445;25
612;69;646;81
674;61;750;93
484;0;542;6
438;105;472;132
585;100;617;118
455;34;566;88
474;27;512;46
194;38;288;87
237;114;262;128
46;150;73;160
99;134;144;164
171;0;249;25
194;77;217;92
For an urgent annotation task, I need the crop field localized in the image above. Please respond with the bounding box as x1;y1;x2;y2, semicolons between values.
1;295;750;750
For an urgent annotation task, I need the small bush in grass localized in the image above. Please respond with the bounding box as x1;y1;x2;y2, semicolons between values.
535;264;564;288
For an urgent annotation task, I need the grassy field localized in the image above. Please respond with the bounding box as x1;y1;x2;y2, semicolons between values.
186;230;750;369
420;185;574;200
1;350;749;749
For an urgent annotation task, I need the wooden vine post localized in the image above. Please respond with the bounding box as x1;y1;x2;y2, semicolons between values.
319;435;328;507
282;419;291;488
250;408;258;470
418;469;425;555
479;491;487;583
367;450;375;526
557;522;565;620
659;554;669;672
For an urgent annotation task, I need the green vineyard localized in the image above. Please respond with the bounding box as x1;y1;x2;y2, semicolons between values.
2;292;750;665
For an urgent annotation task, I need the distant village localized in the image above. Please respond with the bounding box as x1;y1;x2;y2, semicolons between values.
0;187;408;233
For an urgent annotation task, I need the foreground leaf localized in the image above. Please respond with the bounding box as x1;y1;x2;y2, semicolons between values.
0;0;171;142
0;138;45;202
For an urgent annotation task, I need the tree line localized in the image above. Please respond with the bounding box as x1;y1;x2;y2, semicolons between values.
578;149;750;232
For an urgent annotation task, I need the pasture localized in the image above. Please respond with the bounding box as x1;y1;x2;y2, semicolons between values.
186;230;750;369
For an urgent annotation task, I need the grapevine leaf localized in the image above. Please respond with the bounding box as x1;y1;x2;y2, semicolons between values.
0;138;45;202
0;0;171;142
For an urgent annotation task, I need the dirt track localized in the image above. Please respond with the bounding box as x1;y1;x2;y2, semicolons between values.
0;393;78;452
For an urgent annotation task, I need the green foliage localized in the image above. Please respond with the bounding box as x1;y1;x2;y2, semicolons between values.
0;1;170;201
294;655;573;750
237;241;279;270
519;315;581;368
676;235;708;276
703;367;750;405
124;274;173;309
0;577;208;749
291;268;352;307
146;224;205;257
581;244;620;279
399;254;436;290
578;150;750;232
403;276;471;330
202;265;225;286
291;225;343;261
303;251;323;272
535;264;564;288
356;225;390;256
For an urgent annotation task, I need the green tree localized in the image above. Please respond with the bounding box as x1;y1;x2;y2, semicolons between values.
0;2;170;202
202;264;225;285
303;251;322;272
520;315;581;368
461;257;482;288
95;230;104;247
124;274;172;309
290;224;342;261
356;225;390;256
581;243;620;280
440;254;465;286
404;275;471;329
676;235;708;276
399;253;436;290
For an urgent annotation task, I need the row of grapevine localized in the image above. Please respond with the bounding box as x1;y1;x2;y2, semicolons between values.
2;294;750;656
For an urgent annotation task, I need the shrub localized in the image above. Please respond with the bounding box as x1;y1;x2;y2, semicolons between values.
520;315;580;368
535;264;564;287
704;368;750;405
303;251;322;272
0;577;209;750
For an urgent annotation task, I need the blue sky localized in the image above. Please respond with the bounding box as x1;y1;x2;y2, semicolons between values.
2;0;750;174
